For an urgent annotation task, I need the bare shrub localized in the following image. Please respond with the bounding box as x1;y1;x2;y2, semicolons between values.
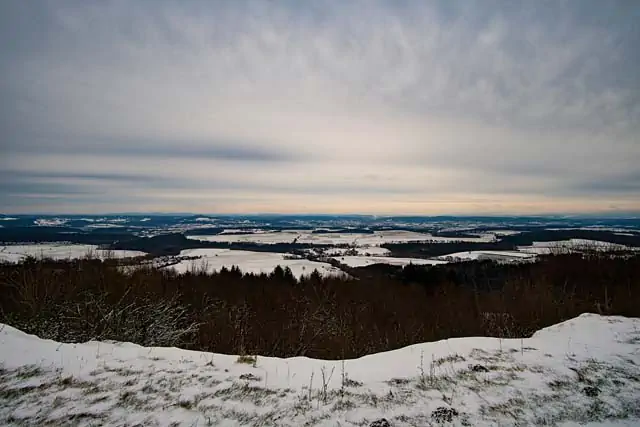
0;252;639;358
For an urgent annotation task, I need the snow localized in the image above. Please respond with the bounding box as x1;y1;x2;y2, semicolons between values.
0;244;146;263
547;227;640;234
106;218;128;223
33;218;68;227
435;240;637;263
323;246;392;256
188;230;494;246
518;239;630;255
168;248;345;278
333;255;448;267
484;230;523;236
84;223;125;229
437;250;537;262
219;228;266;234
1;313;638;426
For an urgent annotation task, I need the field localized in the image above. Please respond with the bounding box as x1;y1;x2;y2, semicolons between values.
2;236;636;275
187;230;496;246
170;248;344;278
0;244;146;263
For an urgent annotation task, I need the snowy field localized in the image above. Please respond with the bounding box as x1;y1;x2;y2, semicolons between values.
187;230;495;246
0;244;146;263
332;255;448;268
168;248;345;278
546;227;640;234
321;246;392;256
33;218;69;227
434;239;637;264
1;313;639;426
483;230;524;236
437;250;537;263
518;239;632;255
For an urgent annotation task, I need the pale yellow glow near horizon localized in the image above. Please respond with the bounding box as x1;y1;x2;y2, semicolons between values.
7;193;638;216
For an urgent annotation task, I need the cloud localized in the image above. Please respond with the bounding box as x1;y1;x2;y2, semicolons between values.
1;0;638;214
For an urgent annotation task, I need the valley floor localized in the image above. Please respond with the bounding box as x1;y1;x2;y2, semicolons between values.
1;314;639;426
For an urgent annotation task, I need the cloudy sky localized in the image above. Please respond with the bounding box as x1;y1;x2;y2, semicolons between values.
1;0;639;215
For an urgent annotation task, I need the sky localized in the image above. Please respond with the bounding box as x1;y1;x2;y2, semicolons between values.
1;0;639;215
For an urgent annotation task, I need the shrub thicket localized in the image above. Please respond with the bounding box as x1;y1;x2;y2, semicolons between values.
1;253;639;359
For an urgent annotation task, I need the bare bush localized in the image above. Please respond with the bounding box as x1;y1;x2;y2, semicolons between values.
0;252;639;359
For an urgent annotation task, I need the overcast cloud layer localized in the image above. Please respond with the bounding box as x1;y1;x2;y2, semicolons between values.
1;0;639;215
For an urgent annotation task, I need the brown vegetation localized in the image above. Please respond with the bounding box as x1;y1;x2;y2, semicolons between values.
1;253;639;359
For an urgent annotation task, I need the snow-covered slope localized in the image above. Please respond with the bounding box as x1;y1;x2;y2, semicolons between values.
518;239;631;255
1;314;639;426
0;244;146;263
437;250;537;263
333;255;448;268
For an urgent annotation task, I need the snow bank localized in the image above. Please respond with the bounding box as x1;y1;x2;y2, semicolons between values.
1;314;638;426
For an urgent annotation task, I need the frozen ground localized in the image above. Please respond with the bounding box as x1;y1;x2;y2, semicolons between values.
1;313;639;426
168;248;345;278
0;244;146;263
187;230;495;246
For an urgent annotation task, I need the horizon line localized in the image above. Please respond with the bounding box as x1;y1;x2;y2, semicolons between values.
2;212;640;219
